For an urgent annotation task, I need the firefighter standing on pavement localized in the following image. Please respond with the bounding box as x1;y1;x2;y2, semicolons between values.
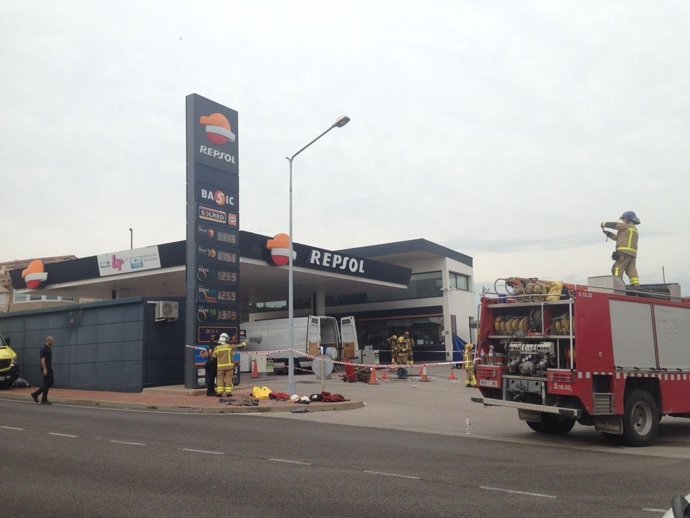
463;343;477;387
202;332;218;397
402;331;414;365
388;335;399;364
601;211;640;286
212;333;246;398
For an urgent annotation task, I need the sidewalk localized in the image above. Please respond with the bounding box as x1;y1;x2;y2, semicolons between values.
0;365;469;415
0;370;367;414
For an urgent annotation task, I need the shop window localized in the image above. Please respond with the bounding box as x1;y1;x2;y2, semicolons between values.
407;272;443;298
249;297;310;313
356;317;444;350
13;293;73;303
449;272;470;291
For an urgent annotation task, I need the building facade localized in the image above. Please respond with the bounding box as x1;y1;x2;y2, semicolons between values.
3;232;474;390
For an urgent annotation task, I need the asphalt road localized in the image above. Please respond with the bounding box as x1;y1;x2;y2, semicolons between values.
2;399;688;518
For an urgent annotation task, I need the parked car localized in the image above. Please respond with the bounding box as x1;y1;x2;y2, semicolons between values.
0;335;20;388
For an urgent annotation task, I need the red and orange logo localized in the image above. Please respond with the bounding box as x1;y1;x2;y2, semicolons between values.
266;234;296;266
199;113;236;146
22;259;48;289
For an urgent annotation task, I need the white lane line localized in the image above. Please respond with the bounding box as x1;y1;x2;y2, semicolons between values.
182;448;225;455
110;440;146;446
363;470;420;480
1;426;24;431
480;486;556;499
48;432;78;438
642;508;667;513
268;458;312;466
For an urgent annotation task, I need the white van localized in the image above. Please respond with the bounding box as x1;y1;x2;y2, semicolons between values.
240;315;359;373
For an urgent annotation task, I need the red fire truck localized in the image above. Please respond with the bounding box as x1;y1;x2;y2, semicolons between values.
471;276;690;446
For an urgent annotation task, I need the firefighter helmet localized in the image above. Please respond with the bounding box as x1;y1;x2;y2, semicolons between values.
465;343;474;352
218;332;229;343
621;211;640;224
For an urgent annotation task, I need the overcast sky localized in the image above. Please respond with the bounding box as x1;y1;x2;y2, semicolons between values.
1;1;689;295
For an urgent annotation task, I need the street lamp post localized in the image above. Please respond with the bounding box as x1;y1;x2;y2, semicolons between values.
285;115;350;395
129;228;133;250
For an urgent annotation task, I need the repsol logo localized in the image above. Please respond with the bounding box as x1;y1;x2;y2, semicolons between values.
309;250;365;273
198;145;237;164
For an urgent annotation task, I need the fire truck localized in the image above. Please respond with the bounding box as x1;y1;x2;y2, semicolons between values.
471;275;690;446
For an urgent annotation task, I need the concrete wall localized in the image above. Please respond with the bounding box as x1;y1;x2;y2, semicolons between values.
0;297;185;392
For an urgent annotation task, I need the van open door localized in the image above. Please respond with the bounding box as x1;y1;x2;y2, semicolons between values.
340;316;359;360
307;316;322;358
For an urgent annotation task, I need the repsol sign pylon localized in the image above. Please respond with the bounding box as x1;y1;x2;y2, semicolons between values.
185;94;240;389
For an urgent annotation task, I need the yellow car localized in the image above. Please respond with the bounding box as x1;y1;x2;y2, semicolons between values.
0;335;19;388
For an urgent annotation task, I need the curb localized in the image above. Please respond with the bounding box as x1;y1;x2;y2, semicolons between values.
0;392;364;414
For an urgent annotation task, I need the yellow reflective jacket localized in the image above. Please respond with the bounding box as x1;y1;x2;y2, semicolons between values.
603;221;638;257
212;343;235;371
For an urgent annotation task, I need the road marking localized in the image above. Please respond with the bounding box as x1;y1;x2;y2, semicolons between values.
642;508;667;513
1;426;24;431
268;458;312;466
182;448;225;455
480;486;556;499
110;440;146;446
363;470;420;480
48;432;78;438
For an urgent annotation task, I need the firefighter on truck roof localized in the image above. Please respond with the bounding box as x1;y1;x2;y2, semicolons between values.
601;210;640;286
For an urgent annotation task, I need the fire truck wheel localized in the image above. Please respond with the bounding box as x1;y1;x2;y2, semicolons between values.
526;413;576;435
622;389;659;447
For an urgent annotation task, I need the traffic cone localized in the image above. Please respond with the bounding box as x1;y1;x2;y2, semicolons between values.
381;369;389;381
251;358;259;379
368;367;379;385
420;365;430;382
448;368;458;381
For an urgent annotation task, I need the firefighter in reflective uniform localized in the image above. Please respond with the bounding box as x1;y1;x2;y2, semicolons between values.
396;334;414;366
212;333;246;398
464;343;477;387
601;211;640;286
402;331;414;365
388;335;399;364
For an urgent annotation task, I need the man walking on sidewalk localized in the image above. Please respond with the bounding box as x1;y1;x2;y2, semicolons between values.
31;336;55;405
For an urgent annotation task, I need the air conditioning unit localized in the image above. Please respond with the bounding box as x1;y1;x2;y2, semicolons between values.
155;301;179;321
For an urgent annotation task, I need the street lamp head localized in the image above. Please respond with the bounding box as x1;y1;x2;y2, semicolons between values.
333;115;350;128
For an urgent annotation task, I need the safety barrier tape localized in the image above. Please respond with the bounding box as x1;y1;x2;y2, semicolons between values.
188;345;478;370
246;349;475;370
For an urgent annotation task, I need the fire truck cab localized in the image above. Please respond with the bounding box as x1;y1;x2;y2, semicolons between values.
472;276;690;446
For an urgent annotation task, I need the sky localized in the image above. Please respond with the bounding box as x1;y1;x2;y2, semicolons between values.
1;0;689;295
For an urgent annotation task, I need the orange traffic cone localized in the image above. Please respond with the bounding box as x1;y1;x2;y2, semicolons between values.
368;367;379;385
251;358;259;378
448;368;458;381
381;369;389;381
420;365;430;382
